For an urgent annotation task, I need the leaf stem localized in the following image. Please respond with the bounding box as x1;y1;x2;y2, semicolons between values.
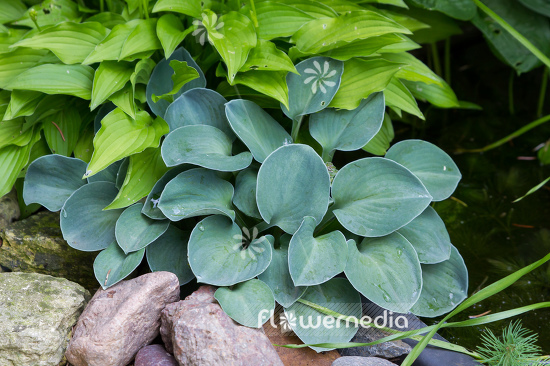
430;42;442;77
321;149;334;163
444;38;451;85
100;0;104;12
537;67;548;117
249;0;259;28
509;70;515;115
291;117;303;142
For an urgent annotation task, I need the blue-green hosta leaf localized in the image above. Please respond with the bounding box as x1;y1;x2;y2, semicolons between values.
345;233;422;313
60;182;124;251
309;92;385;160
142;166;189;220
151;60;199;103
363;113;394;156
156;14;189;59
146;47;206;118
105;147;169;210
90;61;134;111
158;168;235;221
0;49;50;90
94;241;145;289
232;70;290;110
217;81;281;109
86;108;169;178
115;158;128;190
410;245;468;317
23;155;87;212
385;139;461;201
408;0;476;21
202;11;257;83
240;40;297;74
383;78;424;119
233;168;262;220
0;0;26;24
164;88;235;139
152;0;202;17
330;58;403;110
332;157;432;237
161;125;252;172
285;278;361;352
6;64;94;99
291;11;410;54
258;234;306;307
115;203;170;254
283;57;343;121
12;22;110;65
249;1;314;40
289;216;348;286
87;159;123;184
225;99;292;163
0;131;40;197
146;225;194;285
215;279;275;328
257;144;330;234
43;107;81;156
188;215;273;286
3;90;44;120
397;206;452;264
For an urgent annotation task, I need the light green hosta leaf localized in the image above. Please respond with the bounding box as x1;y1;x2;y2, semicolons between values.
146;47;206;118
142;166;189;220
158;168;235;221
384;78;424;119
74;127;94;163
258;234;306;307
0;29;27;54
364;0;408;7
152;0;202;17
232;70;290;110
109;84;135;118
161;125;252;172
164;88;235;139
385;139;461;201
332;157;432;237
15;0;79;29
309;92;384;160
363;113;394;156
260;0;338;18
408;0;476;21
225;99;292;163
345;233;422;313
3;90;44;120
90;61;134;110
0;131;40;197
157;14;188;59
283;57;343;121
86;12;126;28
94;241;145;289
252;1;315;40
215;279;275;328
407;7;462;44
233;168;261;220
0;48;50;89
23;155;87;212
151;60;199;103
6;64;94;99
217;81;281;109
382;52;442;86
26;94;70;130
410;245;468;317
105;147;169;210
120;19;162;60
60;182;124;251
188;215;273;286
330;58;403;110
319;34;405;61
12;22;110;65
403;79;459;108
0;119;35;148
285;278;361;352
0;0;26;24
289;216;347;286
87;159;123;184
115;203;170;253
146;225;194;285
257;144;330;234
378;35;421;54
43;107;81;156
397;206;452;264
86;109;169;178
203;11;257;83
291;11;410;54
241;40;297;74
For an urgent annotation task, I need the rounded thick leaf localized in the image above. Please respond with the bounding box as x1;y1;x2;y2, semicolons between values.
397;206;452;264
60;182;124;251
332;157;432;237
146;47;206;118
345;233;422;313
410;245;468;317
94;241;145;289
164;88;235;139
142;166;189;220
385;140;461;201
258;235;306;308
309;92;384;159
285;278;361;352
161;125;252;172
282;57;343;121
225;99;292;163
257;144;330;234
115;203;170;254
289;216;348;286
233;168;262;220
158;168;235;221
146;225;194;285
215;279;275;328
188;215;273;286
23;155;87;211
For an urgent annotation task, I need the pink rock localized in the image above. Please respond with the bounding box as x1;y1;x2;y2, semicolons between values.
135;344;178;366
66;272;180;366
160;285;283;366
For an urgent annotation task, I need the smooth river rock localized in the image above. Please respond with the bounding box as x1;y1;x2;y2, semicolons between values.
135;344;178;366
332;356;398;366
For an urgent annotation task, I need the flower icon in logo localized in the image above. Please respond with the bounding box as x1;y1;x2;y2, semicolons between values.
304;60;337;94
192;12;224;46
280;312;297;334
232;226;267;260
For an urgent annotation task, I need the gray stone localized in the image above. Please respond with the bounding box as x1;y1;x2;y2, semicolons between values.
332;356;398;366
66;272;180;366
0;272;90;366
0;189;20;230
0;211;97;290
135;344;178;366
160;285;283;366
339;327;411;359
